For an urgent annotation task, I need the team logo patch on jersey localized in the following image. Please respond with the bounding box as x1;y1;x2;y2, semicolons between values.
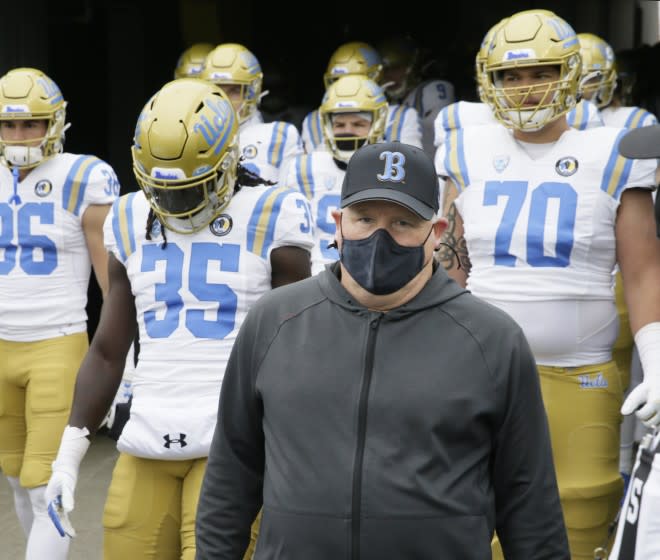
555;156;578;177
493;155;509;173
242;144;258;159
34;179;52;197
209;213;233;236
324;176;337;191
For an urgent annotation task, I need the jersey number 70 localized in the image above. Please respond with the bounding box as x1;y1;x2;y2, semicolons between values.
483;180;577;267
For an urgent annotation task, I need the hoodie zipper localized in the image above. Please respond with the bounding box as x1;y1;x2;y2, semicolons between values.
351;313;382;560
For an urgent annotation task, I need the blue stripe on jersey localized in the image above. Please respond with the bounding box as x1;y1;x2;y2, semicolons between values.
567;102;587;130
295;154;315;199
444;127;469;193
385;105;403;141
62;155;103;215
625;107;656;129
247;187;294;258
601;129;634;200
111;192;137;262
391;105;406;141
268;122;287;167
312;111;323;148
442;102;461;131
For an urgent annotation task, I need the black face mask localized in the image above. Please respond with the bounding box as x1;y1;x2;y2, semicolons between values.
334;133;367;153
340;227;432;295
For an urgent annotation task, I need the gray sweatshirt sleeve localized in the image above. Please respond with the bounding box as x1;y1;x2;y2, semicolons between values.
492;330;570;560
195;310;265;559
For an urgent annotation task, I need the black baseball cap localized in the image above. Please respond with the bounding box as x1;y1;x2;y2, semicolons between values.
340;141;439;220
619;124;660;159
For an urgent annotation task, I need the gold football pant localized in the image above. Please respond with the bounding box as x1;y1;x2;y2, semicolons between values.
103;453;259;560
0;333;87;487
492;361;623;560
612;271;633;391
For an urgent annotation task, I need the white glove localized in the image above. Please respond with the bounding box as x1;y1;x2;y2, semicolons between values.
621;323;660;428
45;425;91;538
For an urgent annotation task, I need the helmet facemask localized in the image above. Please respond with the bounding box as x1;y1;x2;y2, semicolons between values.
134;140;239;234
319;75;388;163
488;66;576;131
483;11;582;131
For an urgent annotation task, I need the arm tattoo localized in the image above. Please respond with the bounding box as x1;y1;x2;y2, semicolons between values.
436;203;471;274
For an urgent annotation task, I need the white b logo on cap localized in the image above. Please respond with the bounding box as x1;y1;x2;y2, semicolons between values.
377;151;406;183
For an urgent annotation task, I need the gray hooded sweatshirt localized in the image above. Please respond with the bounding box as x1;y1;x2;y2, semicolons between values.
196;263;569;559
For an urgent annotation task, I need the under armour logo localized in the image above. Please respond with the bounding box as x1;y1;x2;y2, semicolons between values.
377;151;406;182
163;433;187;448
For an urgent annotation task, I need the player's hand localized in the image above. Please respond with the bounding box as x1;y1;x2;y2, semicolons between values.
47;494;77;538
621;381;660;428
44;426;91;537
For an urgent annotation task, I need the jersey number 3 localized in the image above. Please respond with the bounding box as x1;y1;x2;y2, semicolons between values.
484;180;577;267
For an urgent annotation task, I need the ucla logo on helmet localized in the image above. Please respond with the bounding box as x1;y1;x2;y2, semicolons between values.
34;179;52;197
377;151;406;183
193;97;235;154
555;156;578;177
209;213;233;236
504;49;536;61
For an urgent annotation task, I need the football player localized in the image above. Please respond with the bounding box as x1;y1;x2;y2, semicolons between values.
578;31;659;494
174;43;215;79
0;68;119;560
284;74;388;274
44;79;313;560
377;33;455;159
0;67;119;559
200;43;304;185
301;41;422;152
435;10;660;559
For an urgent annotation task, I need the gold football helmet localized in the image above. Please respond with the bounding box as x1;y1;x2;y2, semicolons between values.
319;75;388;163
0;67;67;169
174;43;215;79
483;10;582;131
578;33;617;108
475;18;509;102
323;41;383;89
132;79;240;234
378;35;420;100
199;43;263;124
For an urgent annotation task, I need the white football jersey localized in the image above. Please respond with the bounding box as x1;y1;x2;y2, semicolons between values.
601;106;658;129
283;150;344;274
433;100;603;155
301;104;422;153
565;98;604;130
437;125;656;365
0;153;119;341
397;79;455;158
239;114;303;184
104;186;314;460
